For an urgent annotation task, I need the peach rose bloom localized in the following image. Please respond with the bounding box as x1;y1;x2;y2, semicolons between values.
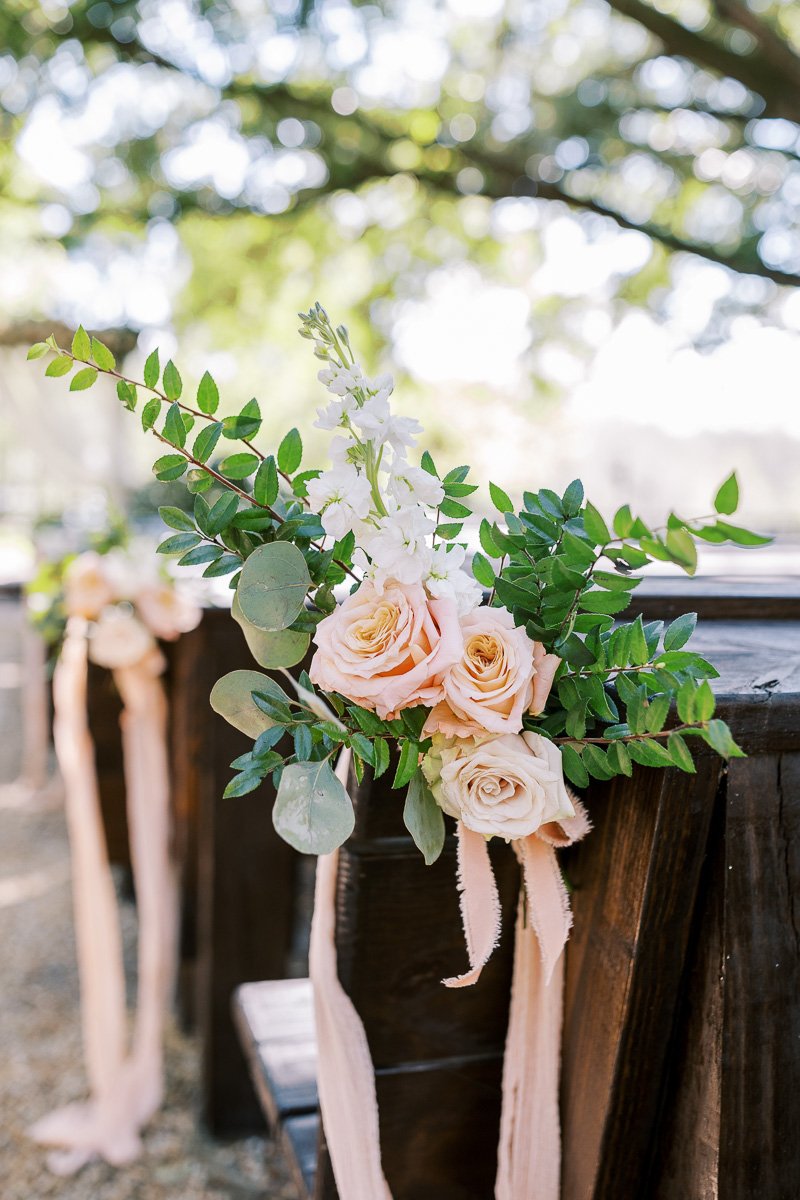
309;579;462;719
425;606;536;738
136;582;202;641
88;608;156;669
422;731;575;841
63;553;115;620
530;642;561;716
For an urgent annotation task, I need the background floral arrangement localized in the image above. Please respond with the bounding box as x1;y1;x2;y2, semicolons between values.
28;307;768;863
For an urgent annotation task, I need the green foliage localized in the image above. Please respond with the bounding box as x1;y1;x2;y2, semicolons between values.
278;428;303;475
273;760;355;855
231;593;310;669
403;771;445;865
237;542;311;632
209;670;278;738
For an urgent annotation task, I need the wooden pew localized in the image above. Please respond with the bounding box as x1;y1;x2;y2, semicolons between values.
234;591;800;1199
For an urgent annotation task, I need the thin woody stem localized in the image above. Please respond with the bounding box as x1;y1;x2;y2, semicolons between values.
554;722;702;745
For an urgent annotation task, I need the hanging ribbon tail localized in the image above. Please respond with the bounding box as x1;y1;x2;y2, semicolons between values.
516;834;573;986
309;749;393;1200
114;652;177;1127
443;822;502;989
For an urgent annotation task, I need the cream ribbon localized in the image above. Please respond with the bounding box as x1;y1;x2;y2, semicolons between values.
310;750;590;1200
28;620;177;1174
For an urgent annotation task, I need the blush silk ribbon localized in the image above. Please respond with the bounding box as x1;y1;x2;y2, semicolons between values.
28;621;177;1174
309;748;589;1200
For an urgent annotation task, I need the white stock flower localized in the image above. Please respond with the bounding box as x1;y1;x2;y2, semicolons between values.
314;392;358;432
426;544;483;615
318;363;365;395
361;505;435;587
386;460;445;509
306;464;373;541
354;395;423;454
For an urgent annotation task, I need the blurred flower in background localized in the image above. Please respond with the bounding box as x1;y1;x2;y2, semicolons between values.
1;0;798;573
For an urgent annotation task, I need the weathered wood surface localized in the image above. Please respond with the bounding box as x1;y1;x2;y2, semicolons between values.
634;575;800;622
234;614;800;1199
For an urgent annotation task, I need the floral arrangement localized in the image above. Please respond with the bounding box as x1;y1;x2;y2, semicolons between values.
27;539;201;669
28;307;768;863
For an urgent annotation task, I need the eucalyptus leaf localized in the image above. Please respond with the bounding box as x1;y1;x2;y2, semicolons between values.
273;759;354;855
209;669;278;738
237;542;311;632
232;592;310;668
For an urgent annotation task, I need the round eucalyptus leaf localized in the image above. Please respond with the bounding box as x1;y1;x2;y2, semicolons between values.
237;542;311;632
210;669;277;738
232;593;310;668
273;760;354;855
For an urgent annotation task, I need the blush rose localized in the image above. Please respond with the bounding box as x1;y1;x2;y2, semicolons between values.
309;579;462;720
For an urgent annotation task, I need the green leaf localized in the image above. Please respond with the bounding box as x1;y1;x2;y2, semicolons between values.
210;669;278;738
627;738;674;767
643;694;671;733
581;744;615;780
237;542;311;632
70;367;98;391
561;744;589;788
27;341;49;360
231;592;310;668
349;733;375;767
273;759;354;855
223;398;261;440
579;589;631;615
676;681;697;724
158;505;195;532
207;491;238;535
116;380;137;410
197;370;219;415
694;679;715;721
373;738;390;779
90;337;115;371
479;518;503;558
178;544;223;567
665;527;698;575
421;450;438;476
714;471;739;516
193;421;222;463
278;427;303;474
224;773;264;799
158;532;200;555
583;502;610;545
489;481;513;513
607;741;633;777
562;479;584;517
143;348;160;390
393;739;421;789
163;359;182;400
254;455;279;507
628;616;650;666
714;522;772;547
142;397;161;430
71;326;90;359
664;612;697;652
219;453;259;480
667;733;696;773
153;454;187;482
203;554;242;578
439;498;472;520
703;719;744;759
45;355;73;377
163;401;186;447
436;522;464;540
471;552;496;589
403;771;445;865
613;505;634;538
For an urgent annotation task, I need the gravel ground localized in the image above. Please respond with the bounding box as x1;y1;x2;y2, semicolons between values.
0;598;299;1200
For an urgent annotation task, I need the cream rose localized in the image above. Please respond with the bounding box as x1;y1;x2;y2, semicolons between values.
88;608;156;669
309;579;462;719
422;731;574;841
63;553;116;620
424;606;535;738
136;582;202;641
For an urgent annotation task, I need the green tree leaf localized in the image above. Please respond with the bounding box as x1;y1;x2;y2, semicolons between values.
143;348;160;390
471;551;495;589
193;421;222;463
163;401;186;447
45;355;73;377
71;326;90;359
254;455;279;507
27;342;49;360
489;481;513;513
393;739;421;789
219;452;259;479
116;380;137;410
70;367;98;391
222;397;261;439
582;502;610;545
403;770;445;865
561;744;589;787
142;397;161;430
206;491;238;535
278;427;303;474
197;370;219;414
714;471;739;515
153;453;187;481
158;505;195;532
158;532;201;555
231;593;310;668
90;337;115;371
163;359;182;400
667;732;696;773
562;478;584;517
664;612;697;652
273;759;354;855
